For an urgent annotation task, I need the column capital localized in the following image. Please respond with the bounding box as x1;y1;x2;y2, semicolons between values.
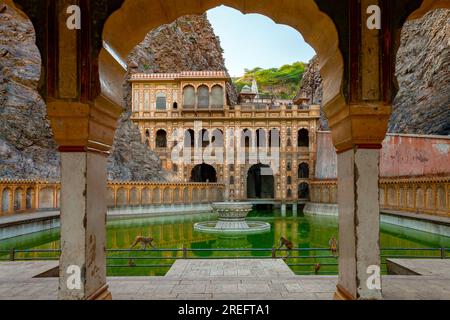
47;95;123;154
324;97;391;153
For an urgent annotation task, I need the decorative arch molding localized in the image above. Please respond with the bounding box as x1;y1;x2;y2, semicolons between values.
100;0;344;110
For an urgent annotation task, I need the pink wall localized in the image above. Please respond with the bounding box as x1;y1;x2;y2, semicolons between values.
315;132;450;179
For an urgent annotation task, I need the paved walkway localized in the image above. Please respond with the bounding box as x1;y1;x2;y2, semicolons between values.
0;260;449;300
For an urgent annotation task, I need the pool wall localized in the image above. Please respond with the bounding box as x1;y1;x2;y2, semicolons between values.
304;202;450;237
0;204;214;240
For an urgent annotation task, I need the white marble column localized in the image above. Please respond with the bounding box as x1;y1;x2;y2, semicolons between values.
58;152;110;300
336;148;382;300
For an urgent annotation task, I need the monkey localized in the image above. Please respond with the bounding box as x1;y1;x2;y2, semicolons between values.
314;263;321;274
329;236;338;257
131;236;156;250
278;237;294;259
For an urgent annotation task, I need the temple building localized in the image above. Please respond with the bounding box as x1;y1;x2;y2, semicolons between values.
129;71;320;212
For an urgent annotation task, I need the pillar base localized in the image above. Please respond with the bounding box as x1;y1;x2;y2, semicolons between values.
333;284;356;300
86;284;112;300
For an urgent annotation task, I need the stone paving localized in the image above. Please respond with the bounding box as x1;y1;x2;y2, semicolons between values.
0;260;449;300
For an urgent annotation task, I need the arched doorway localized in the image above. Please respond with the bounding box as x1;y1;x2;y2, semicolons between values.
247;164;275;199
298;183;310;200
298;129;309;147
298;163;310;179
190;164;217;183
156;129;167;148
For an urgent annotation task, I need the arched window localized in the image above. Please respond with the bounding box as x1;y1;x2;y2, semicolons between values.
287;161;292;171
211;85;224;108
230;176;235;185
173;102;178;109
183;86;195;108
298;163;310;179
256;129;266;148
269;129;280;148
287;176;292;185
298;129;309;147
298;183;310;199
145;129;150;138
287;138;292;147
197;85;210;108
184;129;195;148
156;92;167;110
241;129;252;148
212;129;224;148
200;129;210;148
156;130;167;148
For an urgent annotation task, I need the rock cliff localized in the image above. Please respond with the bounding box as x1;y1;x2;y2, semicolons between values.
1;7;232;181
297;9;449;135
0;4;60;181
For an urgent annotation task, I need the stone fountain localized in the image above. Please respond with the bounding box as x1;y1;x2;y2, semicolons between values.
194;201;270;234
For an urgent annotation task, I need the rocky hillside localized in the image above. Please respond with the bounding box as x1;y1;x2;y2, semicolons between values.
0;4;60;181
297;9;449;135
0;6;232;181
389;9;450;135
234;62;307;99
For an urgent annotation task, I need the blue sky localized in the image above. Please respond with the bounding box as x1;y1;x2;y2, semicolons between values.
206;6;316;77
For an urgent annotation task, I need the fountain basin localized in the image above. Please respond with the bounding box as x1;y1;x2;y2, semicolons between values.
194;202;270;234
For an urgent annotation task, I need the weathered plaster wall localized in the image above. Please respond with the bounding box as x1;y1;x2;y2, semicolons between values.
315;132;450;179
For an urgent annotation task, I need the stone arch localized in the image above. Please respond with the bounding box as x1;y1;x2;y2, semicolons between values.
14;188;24;211
142;188;152;205
197;85;210;108
153;188;161;204
107;188;115;207
183;188;190;204
298;183;310;200
100;1;345;111
163;188;172;204
156;129;167;148
416;188;425;210
211;84;224;107
183;85;195;108
184;129;195;148
268;128;280;148
298;162;310;179
425;187;434;210
130;188;139;206
388;187;397;207
298;129;309;147
256;128;267;148
192;188;201;203
2;188;11;213
247;164;274;199
190;164;217;183
116;188;127;207
39;188;54;209
173;187;181;203
437;186;446;211
26;188;35;210
241;129;252;148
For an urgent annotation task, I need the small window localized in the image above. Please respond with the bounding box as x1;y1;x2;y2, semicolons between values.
198;85;210;108
173;102;178;109
156;92;167;110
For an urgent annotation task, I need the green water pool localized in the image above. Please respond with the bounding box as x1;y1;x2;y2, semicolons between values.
0;211;449;276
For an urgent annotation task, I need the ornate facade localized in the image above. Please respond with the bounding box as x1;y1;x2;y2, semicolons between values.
130;71;320;204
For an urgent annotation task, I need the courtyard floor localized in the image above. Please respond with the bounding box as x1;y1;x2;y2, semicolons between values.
0;259;449;300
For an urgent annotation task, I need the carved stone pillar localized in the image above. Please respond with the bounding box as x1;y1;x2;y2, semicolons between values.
48;97;122;300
